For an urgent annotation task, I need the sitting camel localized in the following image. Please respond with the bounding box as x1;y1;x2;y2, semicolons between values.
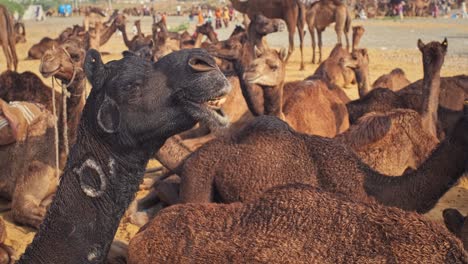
129;184;468;263
18;48;231;263
0;42;87;228
179;107;468;214
371;68;411;92
346;39;466;140
335;40;445;175
443;208;468;250
245;47;349;137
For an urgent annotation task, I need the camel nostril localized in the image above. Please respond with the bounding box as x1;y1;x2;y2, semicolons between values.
188;56;215;72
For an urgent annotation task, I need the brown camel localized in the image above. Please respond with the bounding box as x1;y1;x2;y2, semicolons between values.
443;208;468;250
0;5;18;71
245;47;349;137
130;184;468;263
117;18;153;52
335;41;446;175
372;68;411;91
179;104;468;214
346;39;463;139
18;48;231;263
0;21;26;46
27;26;75;60
151;19;181;61
0;218;14;264
0;99;59;228
0;42;86;228
306;0;352;64
230;0;306;70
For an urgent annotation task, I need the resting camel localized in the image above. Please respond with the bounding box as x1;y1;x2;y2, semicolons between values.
0;20;26;46
0;42;87;228
443;208;468;250
179;104;468;214
0;5;18;71
346;39;466;139
230;0;306;70
18;48;231;263
129;184;468;263
372;68;411;92
306;0;351;64
245;47;349;137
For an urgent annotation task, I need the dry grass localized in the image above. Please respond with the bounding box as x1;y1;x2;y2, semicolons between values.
0;15;467;259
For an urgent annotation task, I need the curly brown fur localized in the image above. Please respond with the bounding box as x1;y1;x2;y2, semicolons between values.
336;109;439;175
131;184;468;263
180;112;468;214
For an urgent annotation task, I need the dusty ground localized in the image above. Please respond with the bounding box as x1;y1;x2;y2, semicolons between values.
0;14;467;259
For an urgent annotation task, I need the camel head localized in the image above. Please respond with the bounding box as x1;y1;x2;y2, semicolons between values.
196;22;218;43
244;48;287;87
14;22;26;44
249;14;285;36
340;48;370;97
39;41;85;82
114;14;127;31
417;38;447;76
443;208;468;250
83;48;231;148
207;33;247;61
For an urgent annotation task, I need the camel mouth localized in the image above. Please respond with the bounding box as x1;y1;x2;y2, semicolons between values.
40;66;61;78
203;96;227;110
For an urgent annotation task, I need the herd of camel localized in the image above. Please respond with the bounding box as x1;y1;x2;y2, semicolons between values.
0;0;468;263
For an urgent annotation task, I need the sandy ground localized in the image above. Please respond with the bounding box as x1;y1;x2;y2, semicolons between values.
0;14;468;258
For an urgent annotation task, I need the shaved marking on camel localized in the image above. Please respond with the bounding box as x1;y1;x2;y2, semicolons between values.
73;157;116;198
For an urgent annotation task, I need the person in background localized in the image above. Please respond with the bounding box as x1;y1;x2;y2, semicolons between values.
223;7;230;27
215;8;222;29
462;0;468;18
207;9;213;23
398;1;405;20
177;5;181;16
198;10;204;25
162;12;167;25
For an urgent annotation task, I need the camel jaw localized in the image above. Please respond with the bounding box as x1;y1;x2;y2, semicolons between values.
40;66;61;78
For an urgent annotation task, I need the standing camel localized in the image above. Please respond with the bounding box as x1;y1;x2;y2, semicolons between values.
0;4;18;71
306;0;352;64
230;0;306;70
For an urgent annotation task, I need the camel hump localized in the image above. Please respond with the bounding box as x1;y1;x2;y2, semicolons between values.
0;99;45;144
231;116;293;143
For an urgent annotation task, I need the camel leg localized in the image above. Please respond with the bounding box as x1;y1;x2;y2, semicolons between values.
318;30;323;63
1;43;13;71
335;23;343;46
284;16;296;64
297;7;305;71
7;34;18;71
309;25;316;64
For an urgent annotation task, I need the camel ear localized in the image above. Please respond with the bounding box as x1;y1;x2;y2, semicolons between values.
279;48;288;62
441;38;448;52
85;49;106;90
360;48;368;57
97;96;121;133
417;39;425;51
443;208;464;235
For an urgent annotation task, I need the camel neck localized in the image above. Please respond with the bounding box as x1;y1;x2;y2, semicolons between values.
18;125;153;264
364;123;467;213
356;68;370;98
99;23;117;46
194;33;204;48
420;59;442;139
262;81;285;119
119;25;132;49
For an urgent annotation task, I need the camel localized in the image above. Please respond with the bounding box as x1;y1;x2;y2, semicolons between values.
244;47;349;137
0;21;25;46
18;48;231;263
443;208;468;250
151;19;181;61
129;184;468;263
179;106;468;214
0;99;59;228
0;218;14;264
83;6;106;32
346;39;465;139
0;5;18;71
306;0;352;64
0;42;87;228
117;18;153;52
230;0;306;70
372;68;411;92
305;25;364;90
